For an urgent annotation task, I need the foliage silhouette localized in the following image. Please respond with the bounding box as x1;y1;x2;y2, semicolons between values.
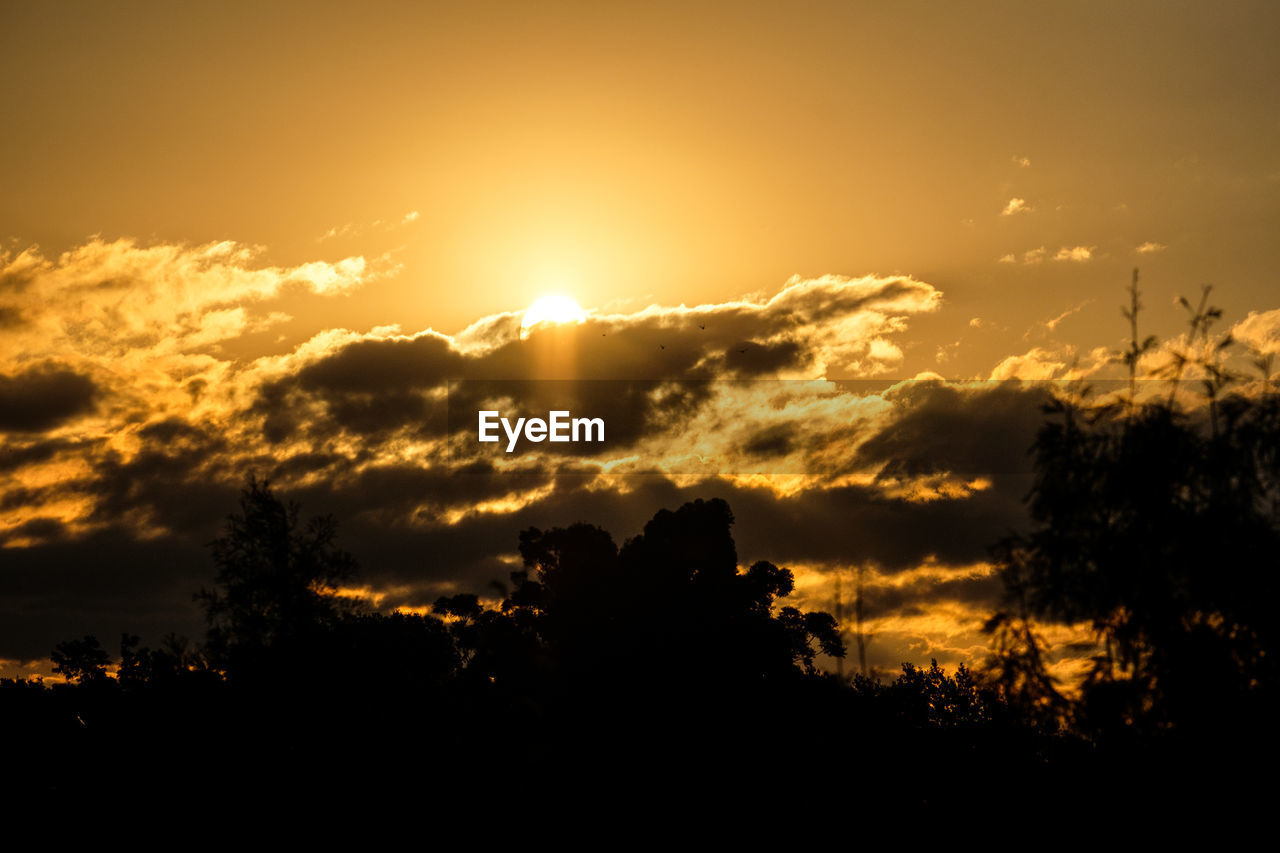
51;634;111;685
196;474;358;682
498;498;845;695
986;270;1280;742
117;631;218;689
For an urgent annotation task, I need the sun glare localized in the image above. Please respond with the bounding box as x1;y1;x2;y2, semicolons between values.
521;294;587;333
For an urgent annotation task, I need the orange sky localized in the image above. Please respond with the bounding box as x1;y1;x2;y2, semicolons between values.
5;1;1279;373
2;1;1279;680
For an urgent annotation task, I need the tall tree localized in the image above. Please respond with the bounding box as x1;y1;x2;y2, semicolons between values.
986;273;1280;736
197;475;357;680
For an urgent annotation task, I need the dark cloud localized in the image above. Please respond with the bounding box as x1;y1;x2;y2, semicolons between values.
723;338;808;375
0;363;97;432
0;436;93;474
0;528;209;662
253;381;303;444
2;485;52;513
719;478;1028;573
858;380;1053;478
254;274;938;447
862;571;1003;620
303;469;1027;607
743;422;797;458
0;516;67;546
296;333;461;392
320;390;438;438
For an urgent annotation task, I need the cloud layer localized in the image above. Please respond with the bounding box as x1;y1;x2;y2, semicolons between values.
0;238;1103;681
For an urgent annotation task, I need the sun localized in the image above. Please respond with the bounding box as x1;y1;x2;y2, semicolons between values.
520;294;587;334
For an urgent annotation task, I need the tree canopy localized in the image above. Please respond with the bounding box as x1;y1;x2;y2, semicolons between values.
498;498;844;690
196;475;357;681
986;272;1280;737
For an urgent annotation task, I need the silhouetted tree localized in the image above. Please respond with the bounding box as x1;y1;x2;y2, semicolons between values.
505;498;845;690
51;634;111;684
119;633;215;688
197;474;357;681
117;633;149;688
986;271;1280;738
891;660;993;728
432;593;539;690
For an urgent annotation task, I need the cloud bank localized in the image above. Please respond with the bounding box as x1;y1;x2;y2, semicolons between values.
0;238;1103;681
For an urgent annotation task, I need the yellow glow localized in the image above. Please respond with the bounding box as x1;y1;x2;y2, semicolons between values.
520;294;587;333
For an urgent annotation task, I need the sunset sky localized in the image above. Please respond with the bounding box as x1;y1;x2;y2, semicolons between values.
3;1;1279;681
